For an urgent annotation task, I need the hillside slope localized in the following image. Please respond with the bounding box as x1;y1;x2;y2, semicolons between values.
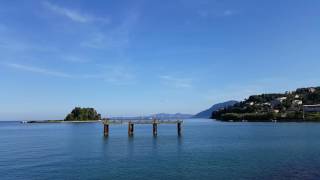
194;100;238;118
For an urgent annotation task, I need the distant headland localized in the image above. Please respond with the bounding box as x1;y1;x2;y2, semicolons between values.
212;87;320;122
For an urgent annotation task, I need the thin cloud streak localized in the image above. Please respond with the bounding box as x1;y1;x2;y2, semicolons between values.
6;63;136;85
43;1;110;24
7;63;73;78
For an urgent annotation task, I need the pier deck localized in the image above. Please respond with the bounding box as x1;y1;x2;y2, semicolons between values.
103;119;183;136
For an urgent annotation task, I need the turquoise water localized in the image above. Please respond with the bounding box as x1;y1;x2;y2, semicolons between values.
1;119;320;180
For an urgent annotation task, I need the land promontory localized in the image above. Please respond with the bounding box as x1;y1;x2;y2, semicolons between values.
212;87;320;122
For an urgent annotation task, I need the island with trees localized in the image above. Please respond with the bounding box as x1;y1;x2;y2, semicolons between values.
64;107;101;121
211;87;320;122
26;107;102;123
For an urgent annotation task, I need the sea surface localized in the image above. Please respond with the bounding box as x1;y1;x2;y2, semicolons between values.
1;119;320;180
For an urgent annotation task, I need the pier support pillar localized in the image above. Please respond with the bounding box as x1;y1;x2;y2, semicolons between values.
177;122;182;136
128;122;134;136
104;123;109;137
153;121;158;136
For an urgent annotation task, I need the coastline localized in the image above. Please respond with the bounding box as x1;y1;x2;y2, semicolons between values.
24;120;102;123
23;119;320;124
215;119;320;123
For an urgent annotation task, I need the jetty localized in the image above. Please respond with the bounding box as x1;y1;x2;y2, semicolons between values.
103;119;183;136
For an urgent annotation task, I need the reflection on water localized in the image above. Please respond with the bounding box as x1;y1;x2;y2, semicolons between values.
1;120;320;180
127;136;135;157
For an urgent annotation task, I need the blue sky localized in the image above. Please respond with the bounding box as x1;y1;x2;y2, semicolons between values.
1;0;320;120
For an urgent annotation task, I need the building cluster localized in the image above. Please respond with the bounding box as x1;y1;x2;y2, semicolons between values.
246;94;304;114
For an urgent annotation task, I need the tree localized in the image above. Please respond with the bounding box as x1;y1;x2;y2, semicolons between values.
64;107;101;121
212;86;320;121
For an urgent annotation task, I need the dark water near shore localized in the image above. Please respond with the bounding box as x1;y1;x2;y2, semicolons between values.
1;119;320;180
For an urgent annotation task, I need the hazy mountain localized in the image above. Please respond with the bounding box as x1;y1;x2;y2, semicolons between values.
151;113;193;119
194;100;238;118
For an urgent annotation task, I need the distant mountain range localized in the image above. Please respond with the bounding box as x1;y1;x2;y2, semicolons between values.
151;113;193;119
193;100;238;118
109;101;238;120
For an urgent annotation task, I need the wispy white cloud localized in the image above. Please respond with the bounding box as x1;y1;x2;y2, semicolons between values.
2;3;142;86
5;63;136;85
81;6;140;50
43;1;110;24
6;63;73;78
159;75;193;88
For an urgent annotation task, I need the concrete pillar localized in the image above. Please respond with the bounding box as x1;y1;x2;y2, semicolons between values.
153;122;158;136
128;122;134;136
104;124;109;136
177;122;182;136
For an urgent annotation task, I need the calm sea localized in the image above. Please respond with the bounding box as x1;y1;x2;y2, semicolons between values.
1;119;320;180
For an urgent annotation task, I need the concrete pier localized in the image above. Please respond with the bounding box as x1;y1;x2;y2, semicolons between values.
103;119;183;137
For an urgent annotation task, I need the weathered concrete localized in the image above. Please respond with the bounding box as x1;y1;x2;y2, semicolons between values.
104;124;109;136
103;119;183;137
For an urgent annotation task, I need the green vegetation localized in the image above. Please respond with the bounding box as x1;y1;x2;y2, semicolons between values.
212;87;320;122
27;120;63;123
44;120;64;123
220;112;275;122
65;107;101;121
304;112;320;121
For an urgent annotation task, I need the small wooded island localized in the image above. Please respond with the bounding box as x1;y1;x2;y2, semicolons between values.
212;87;320;122
26;107;102;123
65;107;101;121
